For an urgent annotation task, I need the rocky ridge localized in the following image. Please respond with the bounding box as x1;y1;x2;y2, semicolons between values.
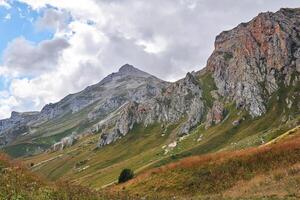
97;72;205;146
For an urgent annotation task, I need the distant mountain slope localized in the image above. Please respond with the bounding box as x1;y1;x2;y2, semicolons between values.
0;64;169;155
2;9;300;156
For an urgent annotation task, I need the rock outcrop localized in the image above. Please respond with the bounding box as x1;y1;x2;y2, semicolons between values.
207;8;300;117
97;72;205;147
0;112;39;147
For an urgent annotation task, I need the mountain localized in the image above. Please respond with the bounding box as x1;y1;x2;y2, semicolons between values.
0;64;169;154
97;8;300;147
0;7;300;200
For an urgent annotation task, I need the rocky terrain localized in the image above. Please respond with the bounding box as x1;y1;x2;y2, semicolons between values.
1;8;300;157
208;8;300;117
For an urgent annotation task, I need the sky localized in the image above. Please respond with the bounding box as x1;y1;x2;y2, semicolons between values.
0;0;299;119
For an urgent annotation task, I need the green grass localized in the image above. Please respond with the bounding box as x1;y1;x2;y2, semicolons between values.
198;72;217;108
3;143;48;158
23;123;181;188
33;126;78;147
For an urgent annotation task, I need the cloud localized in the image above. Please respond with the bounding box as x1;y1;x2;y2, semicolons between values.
0;20;108;118
3;37;70;76
0;92;20;119
3;13;11;20
0;0;10;9
36;8;70;32
0;0;299;119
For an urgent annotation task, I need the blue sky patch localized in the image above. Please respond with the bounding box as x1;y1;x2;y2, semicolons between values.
0;0;54;59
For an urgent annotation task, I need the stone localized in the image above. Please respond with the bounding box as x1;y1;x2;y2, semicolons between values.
207;8;300;117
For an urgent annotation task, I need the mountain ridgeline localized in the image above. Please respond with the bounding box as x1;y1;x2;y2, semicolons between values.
1;8;300;157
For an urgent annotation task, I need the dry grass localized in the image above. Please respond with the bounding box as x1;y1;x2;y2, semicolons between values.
109;134;300;199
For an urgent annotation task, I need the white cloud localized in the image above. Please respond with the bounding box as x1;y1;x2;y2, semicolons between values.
0;95;20;119
137;36;168;54
35;8;70;32
3;37;70;76
4;13;11;20
0;0;10;9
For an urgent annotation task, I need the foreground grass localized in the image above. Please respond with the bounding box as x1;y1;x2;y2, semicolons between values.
110;132;300;199
0;153;102;200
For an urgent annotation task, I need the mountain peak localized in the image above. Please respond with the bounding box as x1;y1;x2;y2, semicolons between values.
118;64;136;72
117;64;151;77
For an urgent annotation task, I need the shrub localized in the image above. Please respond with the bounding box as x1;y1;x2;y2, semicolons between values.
118;169;134;183
223;52;233;61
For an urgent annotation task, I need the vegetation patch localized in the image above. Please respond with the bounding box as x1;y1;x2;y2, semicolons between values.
118;168;134;183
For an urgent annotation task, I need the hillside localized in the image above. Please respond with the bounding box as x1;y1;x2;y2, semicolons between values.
2;126;298;200
108;127;300;199
0;153;105;200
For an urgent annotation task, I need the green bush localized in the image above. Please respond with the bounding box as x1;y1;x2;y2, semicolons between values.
118;169;134;183
223;52;233;61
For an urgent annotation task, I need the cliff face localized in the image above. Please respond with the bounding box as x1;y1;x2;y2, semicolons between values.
207;8;300;116
97;72;205;146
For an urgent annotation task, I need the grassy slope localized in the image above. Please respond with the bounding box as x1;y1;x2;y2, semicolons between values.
22;123;180;188
110;130;300;199
0;153;110;200
2;128;299;200
18;73;300;191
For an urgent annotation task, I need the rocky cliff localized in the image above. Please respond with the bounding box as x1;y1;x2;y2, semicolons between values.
97;72;205;146
207;8;300;116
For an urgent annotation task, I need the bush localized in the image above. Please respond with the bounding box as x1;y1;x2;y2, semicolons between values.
118;169;134;183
